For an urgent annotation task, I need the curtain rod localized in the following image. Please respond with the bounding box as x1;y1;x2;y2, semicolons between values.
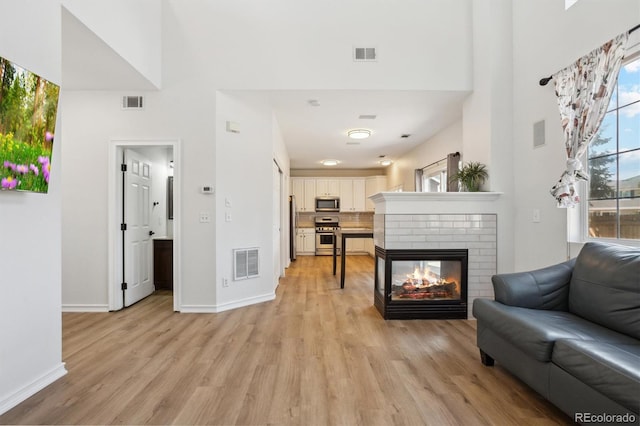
420;152;459;171
538;23;640;86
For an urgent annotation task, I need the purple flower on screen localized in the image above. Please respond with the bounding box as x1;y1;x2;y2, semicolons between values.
1;176;18;189
43;162;51;183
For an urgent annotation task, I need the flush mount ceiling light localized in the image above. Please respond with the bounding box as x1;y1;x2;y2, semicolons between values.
379;159;393;166
321;159;340;166
348;129;371;139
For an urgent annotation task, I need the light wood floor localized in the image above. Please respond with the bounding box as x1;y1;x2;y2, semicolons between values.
0;255;571;425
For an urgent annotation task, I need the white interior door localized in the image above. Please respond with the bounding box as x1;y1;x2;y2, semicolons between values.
124;149;155;306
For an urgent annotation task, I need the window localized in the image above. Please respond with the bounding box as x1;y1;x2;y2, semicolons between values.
423;169;447;193
420;160;448;193
586;55;640;241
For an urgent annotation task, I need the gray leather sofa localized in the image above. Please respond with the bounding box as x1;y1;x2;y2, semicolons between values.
473;242;639;422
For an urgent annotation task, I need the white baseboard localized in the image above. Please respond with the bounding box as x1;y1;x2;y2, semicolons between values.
62;304;109;312
180;292;276;313
0;363;67;415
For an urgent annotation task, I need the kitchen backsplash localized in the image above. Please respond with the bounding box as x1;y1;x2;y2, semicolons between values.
297;212;373;228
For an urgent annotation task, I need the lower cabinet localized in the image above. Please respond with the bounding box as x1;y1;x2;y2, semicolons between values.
153;238;173;291
296;228;316;255
345;238;365;253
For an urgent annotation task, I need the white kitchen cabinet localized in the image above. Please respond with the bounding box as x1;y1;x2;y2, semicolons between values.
365;176;387;211
316;179;340;197
340;178;366;212
352;179;366;212
296;228;315;254
291;178;317;212
344;237;365;253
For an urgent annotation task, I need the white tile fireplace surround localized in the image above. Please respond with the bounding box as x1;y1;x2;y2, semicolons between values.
370;192;502;318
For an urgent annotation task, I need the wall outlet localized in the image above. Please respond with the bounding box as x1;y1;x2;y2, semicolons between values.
222;277;229;287
199;211;211;223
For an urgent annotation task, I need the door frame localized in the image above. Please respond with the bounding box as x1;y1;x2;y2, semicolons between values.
273;157;287;279
107;138;182;311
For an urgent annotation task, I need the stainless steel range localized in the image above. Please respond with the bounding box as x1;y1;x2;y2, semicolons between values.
315;216;340;256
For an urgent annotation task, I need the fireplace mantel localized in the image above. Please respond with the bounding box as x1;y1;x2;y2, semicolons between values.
369;191;503;214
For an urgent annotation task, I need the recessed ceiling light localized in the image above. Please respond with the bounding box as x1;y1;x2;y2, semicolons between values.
321;159;339;166
379;160;392;166
348;129;371;139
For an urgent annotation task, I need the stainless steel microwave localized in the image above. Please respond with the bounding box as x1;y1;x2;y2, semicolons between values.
315;196;340;212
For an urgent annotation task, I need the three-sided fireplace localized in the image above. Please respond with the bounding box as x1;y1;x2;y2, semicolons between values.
374;247;468;319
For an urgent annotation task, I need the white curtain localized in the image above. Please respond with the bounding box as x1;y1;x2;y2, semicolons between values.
550;32;628;207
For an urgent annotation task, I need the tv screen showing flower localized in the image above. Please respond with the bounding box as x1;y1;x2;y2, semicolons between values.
0;56;60;193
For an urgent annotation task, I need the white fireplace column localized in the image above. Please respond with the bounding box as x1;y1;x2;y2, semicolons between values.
370;192;502;318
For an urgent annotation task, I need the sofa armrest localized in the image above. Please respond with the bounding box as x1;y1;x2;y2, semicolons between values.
492;258;576;310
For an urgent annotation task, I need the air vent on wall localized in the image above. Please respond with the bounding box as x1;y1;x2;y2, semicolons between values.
359;114;377;120
353;47;377;61
533;120;546;148
122;95;144;110
234;247;260;280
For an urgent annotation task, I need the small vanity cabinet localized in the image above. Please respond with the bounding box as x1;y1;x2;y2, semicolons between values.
153;238;173;291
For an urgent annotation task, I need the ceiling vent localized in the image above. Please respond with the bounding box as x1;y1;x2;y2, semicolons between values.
353;47;377;62
122;95;144;110
359;114;377;120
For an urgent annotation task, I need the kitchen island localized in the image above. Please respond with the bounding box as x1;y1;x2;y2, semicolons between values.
333;228;374;288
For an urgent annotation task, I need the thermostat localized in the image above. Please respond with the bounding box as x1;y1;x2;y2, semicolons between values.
201;185;214;194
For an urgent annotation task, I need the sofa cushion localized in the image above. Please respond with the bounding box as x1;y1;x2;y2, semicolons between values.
552;339;640;412
473;298;638;362
569;242;640;339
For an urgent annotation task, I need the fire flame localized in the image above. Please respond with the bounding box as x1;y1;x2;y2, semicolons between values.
405;266;458;288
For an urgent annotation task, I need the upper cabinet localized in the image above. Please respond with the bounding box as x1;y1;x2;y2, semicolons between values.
340;179;366;212
316;179;340;197
291;178;317;212
292;176;386;213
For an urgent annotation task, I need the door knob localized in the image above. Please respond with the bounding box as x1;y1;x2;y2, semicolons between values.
149;231;155;236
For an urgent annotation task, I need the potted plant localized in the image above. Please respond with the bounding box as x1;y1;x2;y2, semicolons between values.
452;161;488;192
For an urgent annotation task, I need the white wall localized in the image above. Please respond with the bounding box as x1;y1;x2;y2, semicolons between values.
511;0;640;270
386;120;463;192
213;92;278;310
0;0;66;414
164;0;473;91
61;0;162;88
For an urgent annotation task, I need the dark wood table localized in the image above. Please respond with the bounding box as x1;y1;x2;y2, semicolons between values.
333;229;374;288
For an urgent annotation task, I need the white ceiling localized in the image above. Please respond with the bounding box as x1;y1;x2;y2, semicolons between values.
265;90;469;169
60;10;470;170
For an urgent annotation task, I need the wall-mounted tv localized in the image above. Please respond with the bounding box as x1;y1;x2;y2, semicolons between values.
0;56;60;193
